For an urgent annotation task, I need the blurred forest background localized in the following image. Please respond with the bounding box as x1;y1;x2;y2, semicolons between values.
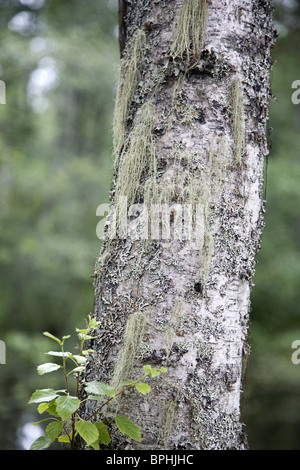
0;0;299;450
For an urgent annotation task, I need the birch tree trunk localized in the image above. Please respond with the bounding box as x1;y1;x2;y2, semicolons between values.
81;0;275;450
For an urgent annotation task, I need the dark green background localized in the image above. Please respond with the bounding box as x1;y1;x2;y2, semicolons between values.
0;0;299;450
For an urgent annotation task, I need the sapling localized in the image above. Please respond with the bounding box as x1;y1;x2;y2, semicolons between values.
28;315;167;450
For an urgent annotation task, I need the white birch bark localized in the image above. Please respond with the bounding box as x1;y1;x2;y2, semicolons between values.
81;0;275;450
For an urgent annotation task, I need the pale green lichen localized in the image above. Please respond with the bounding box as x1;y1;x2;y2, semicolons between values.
208;136;230;196
111;311;147;388
115;100;156;215
231;76;245;165
157;395;178;448
171;0;208;60
113;29;147;163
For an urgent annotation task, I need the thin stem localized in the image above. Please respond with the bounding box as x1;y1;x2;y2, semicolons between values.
85;373;150;422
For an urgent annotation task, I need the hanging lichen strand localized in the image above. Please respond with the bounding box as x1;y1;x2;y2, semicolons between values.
231;76;245;165
114;99;156;214
113;29;146;163
111;311;147;389
171;0;208;60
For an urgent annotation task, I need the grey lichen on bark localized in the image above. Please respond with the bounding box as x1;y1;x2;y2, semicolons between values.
81;0;275;450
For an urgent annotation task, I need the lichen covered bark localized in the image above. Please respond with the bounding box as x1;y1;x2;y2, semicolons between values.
82;0;275;450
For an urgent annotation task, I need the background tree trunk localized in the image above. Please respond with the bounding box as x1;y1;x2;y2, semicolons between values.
82;0;275;450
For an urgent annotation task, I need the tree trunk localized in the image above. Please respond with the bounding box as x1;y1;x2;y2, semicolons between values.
82;0;275;450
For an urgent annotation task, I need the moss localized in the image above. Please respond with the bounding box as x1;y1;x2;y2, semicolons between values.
231;76;245;165
111;311;147;388
171;0;208;61
113;29;147;163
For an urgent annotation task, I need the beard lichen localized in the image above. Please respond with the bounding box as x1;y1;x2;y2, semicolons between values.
114;99;156;217
113;29;147;163
171;0;208;61
111;311;147;388
231;76;245;165
157;394;178;449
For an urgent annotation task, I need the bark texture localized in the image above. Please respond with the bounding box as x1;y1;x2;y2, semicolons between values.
82;0;275;450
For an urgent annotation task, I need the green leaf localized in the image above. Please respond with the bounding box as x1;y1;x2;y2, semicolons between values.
90;440;100;450
119;380;135;387
84;381;115;397
46;421;63;441
45;351;72;358
82;349;95;356
37;402;50;414
142;365;152;374
135;383;151;395
62;335;71;341
30;435;52;450
58;435;71;443
95;421;111;446
43;332;62;345
47;399;60;417
160;366;167;373
143;365;161;378
33;418;52;426
37;362;61;375
69;366;85;374
75;420;99;446
115;416;141;442
28;389;58;404
70;355;87;364
56;395;81;421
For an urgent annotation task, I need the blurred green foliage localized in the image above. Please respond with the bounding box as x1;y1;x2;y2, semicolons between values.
0;0;118;449
246;0;300;450
0;0;299;451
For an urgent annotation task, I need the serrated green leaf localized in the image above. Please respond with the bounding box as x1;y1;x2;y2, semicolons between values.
135;382;151;395
95;421;111;446
75;420;99;446
115;416;141;442
56;395;80;421
46;421;63;441
160;366;167;373
84;381;115;397
37;362;61;375
43;332;62;345
30;435;52;450
28;389;58;404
